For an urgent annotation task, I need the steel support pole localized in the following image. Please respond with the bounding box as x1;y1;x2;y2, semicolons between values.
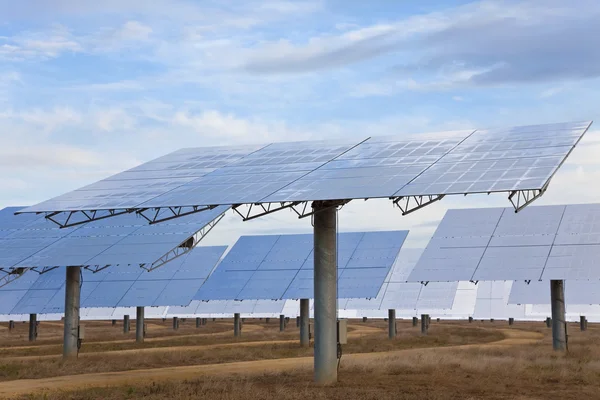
136;306;144;343
421;314;428;335
63;266;81;358
300;298;310;347
234;313;241;337
581;316;587;331
313;203;338;384
550;280;567;351
280;314;285;332
29;313;37;342
123;315;130;333
388;309;396;339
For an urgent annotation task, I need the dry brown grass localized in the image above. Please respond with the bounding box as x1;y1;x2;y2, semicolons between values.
6;319;599;400
0;322;499;382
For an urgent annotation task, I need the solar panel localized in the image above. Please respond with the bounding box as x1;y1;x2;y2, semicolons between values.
20;122;591;222
195;231;408;302
509;280;600;305
0;205;229;269
343;248;458;311
1;246;226;315
409;203;600;282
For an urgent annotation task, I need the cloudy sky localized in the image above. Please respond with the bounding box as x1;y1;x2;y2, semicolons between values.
1;0;599;248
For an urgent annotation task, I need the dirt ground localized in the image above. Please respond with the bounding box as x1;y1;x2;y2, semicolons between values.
0;318;597;399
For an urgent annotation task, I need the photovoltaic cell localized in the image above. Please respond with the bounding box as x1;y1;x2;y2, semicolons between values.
21;121;591;214
195;231;408;302
409;203;600;282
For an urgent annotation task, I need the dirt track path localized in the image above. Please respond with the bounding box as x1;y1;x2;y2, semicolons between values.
5;323;380;361
0;327;541;397
0;323;251;352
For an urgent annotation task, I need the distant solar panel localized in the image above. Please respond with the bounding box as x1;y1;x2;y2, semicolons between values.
195;231;408;302
0;205;228;271
408;203;600;282
4;246;226;315
343;248;457;311
20;122;592;228
166;299;289;317
509;281;600;305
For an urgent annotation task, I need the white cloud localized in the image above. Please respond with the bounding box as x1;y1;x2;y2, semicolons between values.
0;25;81;60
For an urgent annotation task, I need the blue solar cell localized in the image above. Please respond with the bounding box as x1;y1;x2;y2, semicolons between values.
118;280;168;307
194;269;254;301
237;270;297;300
153;280;201;307
12;289;60;314
83;281;134;307
0;290;29;314
173;246;226;280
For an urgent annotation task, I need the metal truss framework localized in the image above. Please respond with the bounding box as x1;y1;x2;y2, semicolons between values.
232;200;351;222
0;266;58;289
37;188;544;229
392;195;446;216
43;209;134;229
508;188;547;213
143;212;225;272
0;208;226;288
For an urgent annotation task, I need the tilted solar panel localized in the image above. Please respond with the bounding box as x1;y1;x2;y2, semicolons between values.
20;122;592;226
0;205;228;269
509;280;600;305
409;203;600;282
195;231;408;302
2;246;226;315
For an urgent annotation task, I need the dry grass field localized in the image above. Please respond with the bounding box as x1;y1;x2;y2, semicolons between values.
0;318;598;399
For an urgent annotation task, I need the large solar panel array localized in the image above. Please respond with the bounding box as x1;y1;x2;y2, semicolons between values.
0;246;225;315
509;281;600;305
0;205;229;269
342;248;457;311
21;121;592;215
408;203;600;282
195;231;408;301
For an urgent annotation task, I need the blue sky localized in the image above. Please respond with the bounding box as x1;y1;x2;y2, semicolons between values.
1;0;599;247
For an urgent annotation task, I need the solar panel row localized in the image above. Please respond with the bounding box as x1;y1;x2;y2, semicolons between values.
0;246;226;315
22;121;592;215
409;203;600;282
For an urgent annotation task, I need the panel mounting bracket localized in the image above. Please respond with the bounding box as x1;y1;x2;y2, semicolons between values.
392;194;445;215
141;212;225;272
0;267;29;289
137;205;218;225
43;209;133;229
508;187;546;213
232;201;305;221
